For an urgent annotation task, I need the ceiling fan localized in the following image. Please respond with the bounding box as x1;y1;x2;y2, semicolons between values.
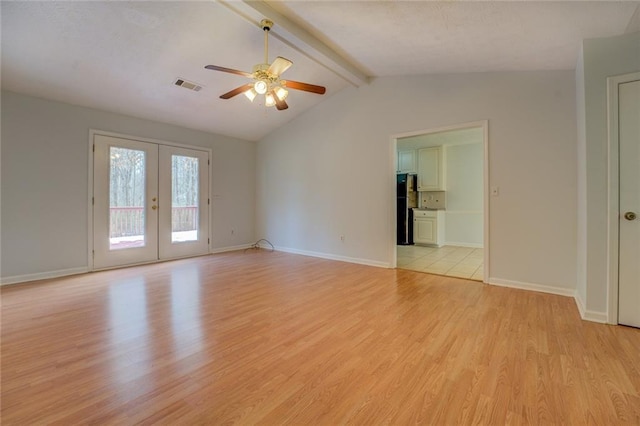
205;19;326;111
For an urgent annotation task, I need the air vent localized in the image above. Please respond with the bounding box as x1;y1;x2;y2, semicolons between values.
174;78;203;92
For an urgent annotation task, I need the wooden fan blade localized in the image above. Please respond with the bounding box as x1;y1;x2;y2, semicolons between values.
220;83;255;99
273;91;289;111
282;80;326;95
205;65;252;78
268;57;293;77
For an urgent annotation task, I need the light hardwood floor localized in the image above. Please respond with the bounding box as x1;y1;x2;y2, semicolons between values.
397;245;484;280
2;250;639;424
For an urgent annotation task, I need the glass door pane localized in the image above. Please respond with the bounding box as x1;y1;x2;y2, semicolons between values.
93;135;158;269
158;145;209;260
109;147;146;250
171;155;199;243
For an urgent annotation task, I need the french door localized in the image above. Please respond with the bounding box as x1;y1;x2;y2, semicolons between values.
93;135;209;269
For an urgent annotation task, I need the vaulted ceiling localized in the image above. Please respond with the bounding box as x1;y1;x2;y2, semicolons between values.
2;1;638;141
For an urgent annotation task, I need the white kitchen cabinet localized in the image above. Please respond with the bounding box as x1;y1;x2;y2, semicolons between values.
417;146;444;191
397;150;416;173
414;217;437;245
413;209;445;246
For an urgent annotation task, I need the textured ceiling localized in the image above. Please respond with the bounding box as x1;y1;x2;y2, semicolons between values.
2;1;638;141
0;2;349;141
270;1;639;75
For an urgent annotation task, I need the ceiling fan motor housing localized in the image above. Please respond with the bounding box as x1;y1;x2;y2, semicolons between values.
252;64;278;82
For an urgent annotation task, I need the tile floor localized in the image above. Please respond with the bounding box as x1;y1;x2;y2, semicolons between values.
397;245;484;281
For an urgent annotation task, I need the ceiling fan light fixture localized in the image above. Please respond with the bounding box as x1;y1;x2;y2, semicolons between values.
254;80;268;95
244;88;257;102
265;92;276;107
204;18;326;111
274;86;288;101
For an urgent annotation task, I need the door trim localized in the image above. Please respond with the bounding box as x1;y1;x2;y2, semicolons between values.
389;120;490;283
606;71;640;324
87;129;212;272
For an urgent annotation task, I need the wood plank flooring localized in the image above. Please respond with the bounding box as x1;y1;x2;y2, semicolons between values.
2;250;639;424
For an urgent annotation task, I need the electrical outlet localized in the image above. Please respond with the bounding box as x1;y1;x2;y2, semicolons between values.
231;229;235;235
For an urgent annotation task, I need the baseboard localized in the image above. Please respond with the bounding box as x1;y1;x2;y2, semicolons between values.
1;267;89;286
444;241;483;249
210;244;254;254
0;253;612;325
573;291;608;323
271;245;391;269
488;277;576;297
1;246;253;285
581;309;609;324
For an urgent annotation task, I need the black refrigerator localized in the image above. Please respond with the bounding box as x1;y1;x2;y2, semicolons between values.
397;173;417;245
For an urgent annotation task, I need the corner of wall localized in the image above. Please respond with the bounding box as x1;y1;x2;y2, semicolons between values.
574;290;608;324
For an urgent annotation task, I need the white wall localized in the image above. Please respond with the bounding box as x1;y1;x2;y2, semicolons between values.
578;31;640;316
443;143;484;247
257;71;577;291
1;91;256;281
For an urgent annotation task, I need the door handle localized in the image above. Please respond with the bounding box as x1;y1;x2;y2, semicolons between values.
624;211;637;221
152;205;157;210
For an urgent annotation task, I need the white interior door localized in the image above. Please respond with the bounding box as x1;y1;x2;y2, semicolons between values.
618;79;640;328
93;135;210;269
93;135;159;269
158;145;209;260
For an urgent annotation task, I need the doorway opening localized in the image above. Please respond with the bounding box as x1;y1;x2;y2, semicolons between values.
390;121;489;282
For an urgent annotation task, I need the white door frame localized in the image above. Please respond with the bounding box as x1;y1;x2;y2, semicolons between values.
389;120;490;283
606;71;640;324
88;129;212;271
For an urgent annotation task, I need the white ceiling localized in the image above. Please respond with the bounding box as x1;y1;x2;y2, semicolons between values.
2;1;638;142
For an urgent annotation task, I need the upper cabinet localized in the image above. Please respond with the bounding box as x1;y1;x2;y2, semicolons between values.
397;150;417;173
417;146;445;191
